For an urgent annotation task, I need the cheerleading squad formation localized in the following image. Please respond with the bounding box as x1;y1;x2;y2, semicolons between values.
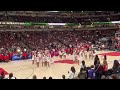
31;46;96;68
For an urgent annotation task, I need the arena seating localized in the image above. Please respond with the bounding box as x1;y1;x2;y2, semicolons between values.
20;30;116;50
0;29;118;62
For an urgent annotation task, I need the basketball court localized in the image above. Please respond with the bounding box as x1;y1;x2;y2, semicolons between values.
0;51;120;79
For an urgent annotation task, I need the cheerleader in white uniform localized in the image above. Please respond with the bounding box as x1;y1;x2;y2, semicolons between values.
76;50;80;65
92;50;96;60
62;51;66;59
73;51;79;64
80;50;84;58
89;50;93;60
80;50;85;58
78;51;84;65
84;50;87;60
88;50;91;60
45;49;49;55
73;50;77;61
42;53;46;67
38;52;42;62
87;51;90;60
59;51;62;59
32;52;36;65
32;55;35;64
36;54;39;68
76;54;80;65
46;54;51;67
101;44;105;50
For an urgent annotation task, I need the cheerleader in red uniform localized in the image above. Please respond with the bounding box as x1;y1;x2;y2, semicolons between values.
50;51;54;58
9;52;13;61
55;49;59;56
4;54;9;62
51;49;55;57
70;47;74;55
65;48;69;55
0;53;3;62
24;52;28;59
3;54;5;62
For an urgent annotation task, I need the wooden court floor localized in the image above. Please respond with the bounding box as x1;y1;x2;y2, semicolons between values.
0;51;120;79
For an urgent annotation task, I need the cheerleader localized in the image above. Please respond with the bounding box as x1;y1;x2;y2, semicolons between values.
79;50;82;57
86;49;90;60
89;50;92;60
73;50;79;64
42;53;45;67
92;50;96;60
101;44;105;50
32;52;35;64
73;50;77;61
59;50;62;59
43;54;50;67
45;48;49;55
62;50;66;59
78;50;84;64
44;55;48;67
76;50;81;65
4;53;9;63
51;49;55;57
89;50;93;60
38;51;42;62
84;50;87;60
77;55;80;65
46;54;51;67
36;54;39;68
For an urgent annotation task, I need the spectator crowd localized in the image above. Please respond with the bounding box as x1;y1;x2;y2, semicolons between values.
0;29;120;79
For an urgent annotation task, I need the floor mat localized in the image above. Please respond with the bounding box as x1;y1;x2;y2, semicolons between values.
54;60;78;64
0;68;8;75
98;52;120;56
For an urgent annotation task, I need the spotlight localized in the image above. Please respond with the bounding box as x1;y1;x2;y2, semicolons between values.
17;49;20;52
24;48;26;52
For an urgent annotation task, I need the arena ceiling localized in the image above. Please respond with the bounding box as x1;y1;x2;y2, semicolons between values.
0;11;120;17
0;11;120;30
0;11;119;24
